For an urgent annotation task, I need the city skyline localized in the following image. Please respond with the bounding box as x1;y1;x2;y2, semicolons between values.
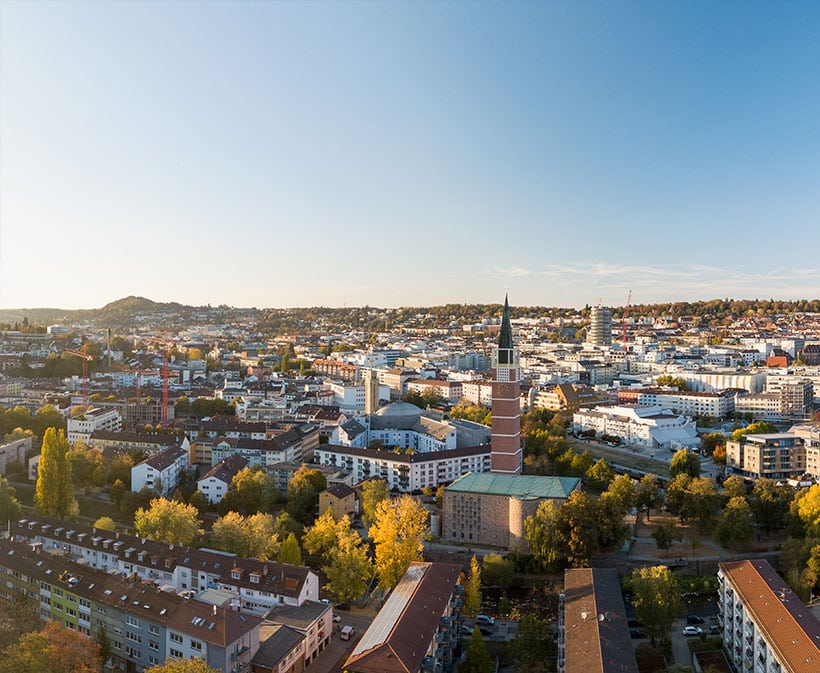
1;1;819;311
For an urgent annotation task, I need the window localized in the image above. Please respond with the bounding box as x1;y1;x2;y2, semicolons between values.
170;632;183;644
126;615;141;628
190;640;202;651
149;640;159;651
149;624;159;635
169;648;183;659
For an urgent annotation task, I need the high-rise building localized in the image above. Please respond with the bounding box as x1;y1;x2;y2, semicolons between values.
587;305;612;347
491;295;522;474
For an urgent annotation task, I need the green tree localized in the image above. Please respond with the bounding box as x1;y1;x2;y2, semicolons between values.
370;494;428;589
93;516;116;532
525;499;566;571
482;553;514;588
731;421;778;442
557;490;602;567
715;497;755;550
286;466;327;526
134;498;201;546
605;473;636;512
700;432;725;455
636;474;664;520
211;512;281;560
681;477;720;533
508;614;557;673
585;458;614;491
449;402;492;426
751;478;792;533
32;405;66;438
277;532;302;565
460;627;493;673
220;465;275;515
34;428;78;519
629;565;682;647
0;475;22;524
670;449;701;479
323;525;373;603
651;519;679;554
712;443;727;466
722;475;747;500
464;555;482;617
360;479;390;525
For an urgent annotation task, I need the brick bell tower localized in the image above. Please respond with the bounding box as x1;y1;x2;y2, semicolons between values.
491;294;522;474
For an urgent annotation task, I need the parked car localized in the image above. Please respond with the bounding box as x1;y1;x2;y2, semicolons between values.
629;628;646;639
708;624;720;634
687;614;705;624
682;626;703;636
479;626;493;637
627;618;643;628
340;625;355;641
476;615;495;626
336;603;351;611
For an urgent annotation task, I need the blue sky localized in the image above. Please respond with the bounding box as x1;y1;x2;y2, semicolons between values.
1;1;818;310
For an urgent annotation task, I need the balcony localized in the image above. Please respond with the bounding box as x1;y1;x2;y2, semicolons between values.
231;645;250;661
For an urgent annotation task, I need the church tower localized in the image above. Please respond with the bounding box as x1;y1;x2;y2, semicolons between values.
491;295;522;474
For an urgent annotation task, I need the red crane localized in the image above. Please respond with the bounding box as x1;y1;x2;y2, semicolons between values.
134;367;161;405
64;349;94;408
622;290;632;347
144;337;173;425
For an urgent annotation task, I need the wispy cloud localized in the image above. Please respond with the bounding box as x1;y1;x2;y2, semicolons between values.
488;263;820;304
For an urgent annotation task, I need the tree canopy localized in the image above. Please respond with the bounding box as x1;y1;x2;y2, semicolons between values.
34;428;78;519
370;495;428;589
134;498;201;546
0;620;101;673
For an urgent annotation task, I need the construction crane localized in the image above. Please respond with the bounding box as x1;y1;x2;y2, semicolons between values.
134;367;161;405
622;290;632;347
64;349;94;408
144;337;173;425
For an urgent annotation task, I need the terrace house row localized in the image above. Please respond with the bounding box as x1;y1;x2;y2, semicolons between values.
14;516;319;616
0;536;263;673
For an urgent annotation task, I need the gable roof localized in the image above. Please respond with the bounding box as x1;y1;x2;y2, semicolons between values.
345;562;461;673
720;559;820;673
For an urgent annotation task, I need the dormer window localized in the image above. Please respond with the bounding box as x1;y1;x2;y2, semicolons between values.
249;572;261;584
231;569;242;581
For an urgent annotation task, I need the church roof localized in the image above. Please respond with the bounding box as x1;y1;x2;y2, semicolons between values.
446;472;579;500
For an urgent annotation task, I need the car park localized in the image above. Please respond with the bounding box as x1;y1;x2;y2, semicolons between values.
687;614;705;624
683;626;703;636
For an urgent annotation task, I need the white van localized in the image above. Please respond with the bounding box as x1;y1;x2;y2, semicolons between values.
340;625;354;641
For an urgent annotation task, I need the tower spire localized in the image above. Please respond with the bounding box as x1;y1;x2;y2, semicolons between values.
498;293;513;350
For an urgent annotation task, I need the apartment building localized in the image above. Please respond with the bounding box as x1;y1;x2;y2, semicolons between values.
88;431;175;455
558;568;638;673
14;516;320;616
619;388;735;419
405;379;463;402
718;559;820;673
0;436;30;474
790;424;820;481
197;455;250;504
344;562;463;673
314;443;491;492
725;434;806;481
131;445;190;497
67;407;122;444
459;380;493;407
0;536;263;673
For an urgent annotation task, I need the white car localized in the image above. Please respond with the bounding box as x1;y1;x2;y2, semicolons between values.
682;626;703;636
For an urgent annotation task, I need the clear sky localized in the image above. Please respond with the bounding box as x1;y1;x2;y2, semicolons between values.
1;1;818;310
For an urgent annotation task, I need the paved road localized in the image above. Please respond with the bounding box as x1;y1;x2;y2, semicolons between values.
308;608;376;673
